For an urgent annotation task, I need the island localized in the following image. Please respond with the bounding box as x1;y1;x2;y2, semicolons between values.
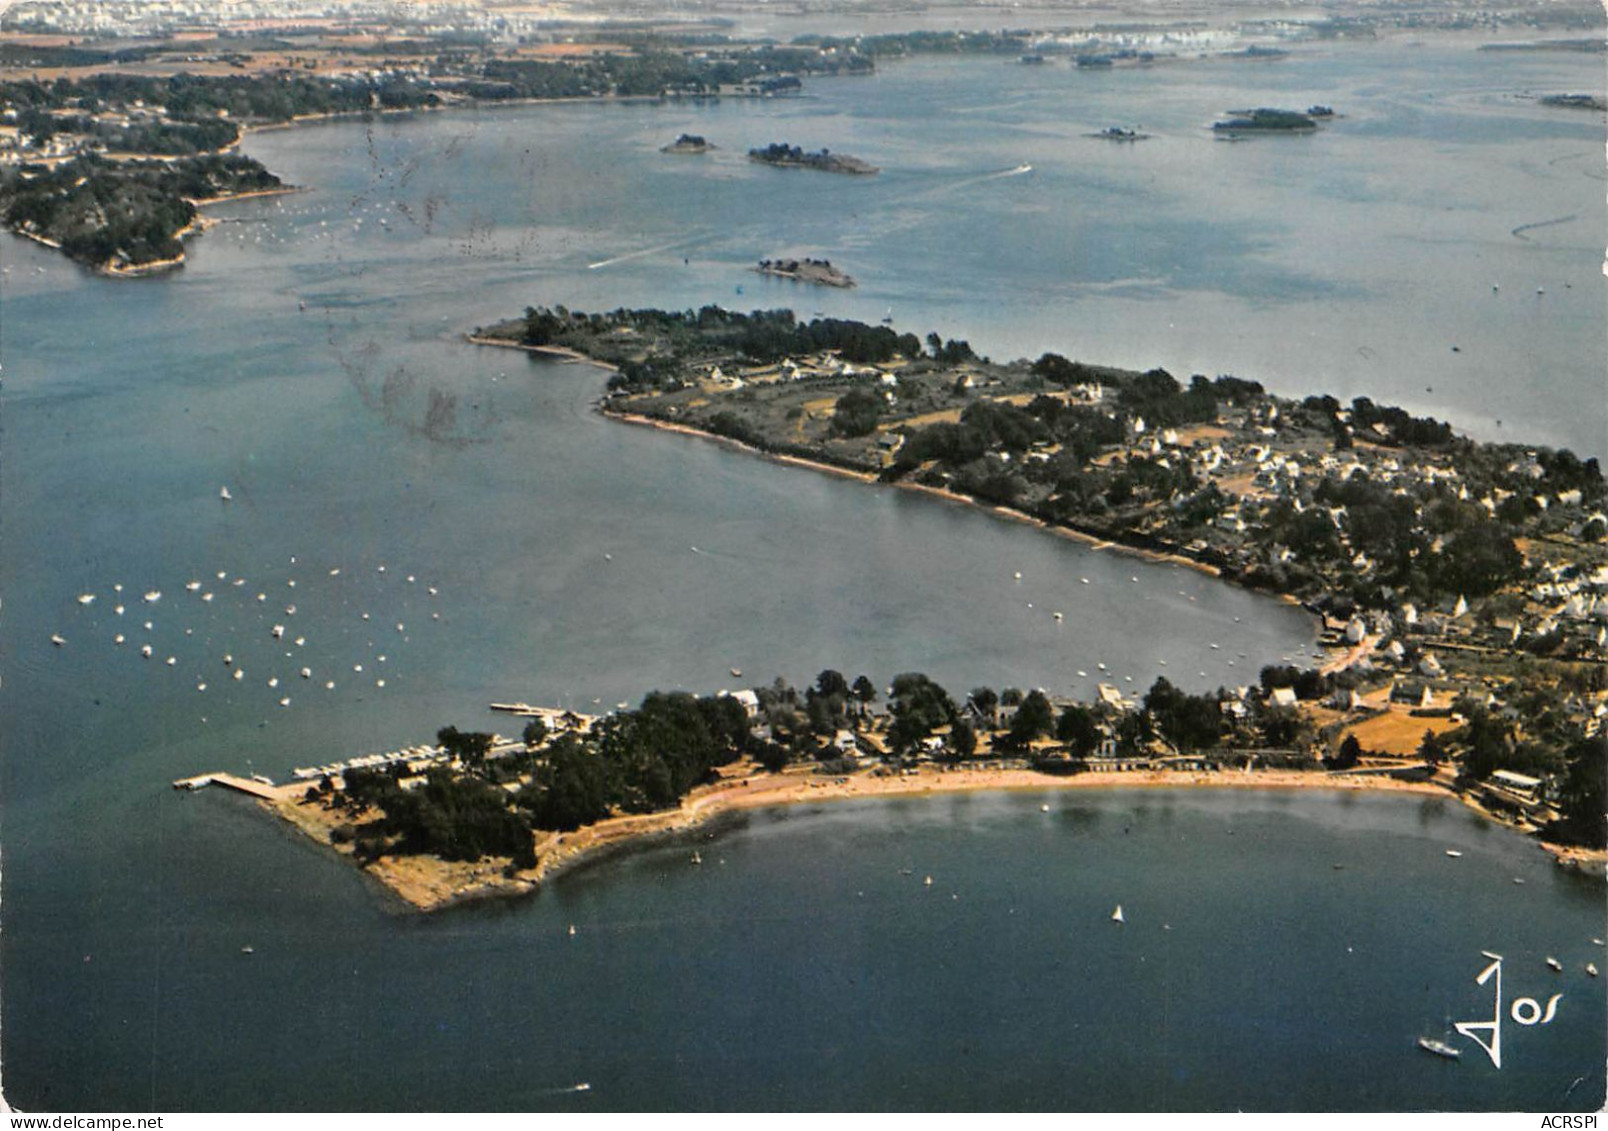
178;303;1607;911
0;42;873;271
1540;93;1608;111
1089;126;1151;141
662;133;714;154
1213;108;1320;133
748;142;880;175
1221;45;1291;61
755;256;856;287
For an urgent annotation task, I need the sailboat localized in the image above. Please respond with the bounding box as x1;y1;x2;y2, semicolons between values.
1111;905;1125;923
1417;1036;1460;1059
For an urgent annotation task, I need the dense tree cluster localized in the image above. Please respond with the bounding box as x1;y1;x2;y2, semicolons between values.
886;672;958;754
516;306;927;392
328;691;753;864
1547;735;1606;848
342;764;535;867
0;72;434;132
832;387;885;437
1142;677;1223;751
1213;108;1318;131
29;112;239;156
1346;396;1455;447
1;153;281;268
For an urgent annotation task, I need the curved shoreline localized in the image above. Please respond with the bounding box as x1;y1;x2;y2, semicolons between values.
465;333;619;371
600;405;1282;592
257;762;1604;914
250;767;1417;912
469;330;1317;617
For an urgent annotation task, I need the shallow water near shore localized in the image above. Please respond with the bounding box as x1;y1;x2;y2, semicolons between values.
1;35;1604;1112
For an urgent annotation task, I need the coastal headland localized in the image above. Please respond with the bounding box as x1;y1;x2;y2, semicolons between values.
173;306;1606;913
234;760;1462;913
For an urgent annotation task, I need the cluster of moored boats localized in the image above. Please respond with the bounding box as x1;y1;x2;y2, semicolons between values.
49;556;444;712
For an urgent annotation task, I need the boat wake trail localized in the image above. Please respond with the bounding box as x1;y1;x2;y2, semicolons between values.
952;163;1035;190
903;164;1035;203
588;234;707;270
1510;214;1577;241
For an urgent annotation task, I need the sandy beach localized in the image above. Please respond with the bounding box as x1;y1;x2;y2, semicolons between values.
465;334;621;372
250;760;1556;914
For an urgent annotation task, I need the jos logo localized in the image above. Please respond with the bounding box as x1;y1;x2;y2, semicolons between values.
1454;951;1563;1069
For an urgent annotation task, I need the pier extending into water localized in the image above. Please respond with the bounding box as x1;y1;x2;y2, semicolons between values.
171;772;282;799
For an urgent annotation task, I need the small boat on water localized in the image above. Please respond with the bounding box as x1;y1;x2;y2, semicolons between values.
144;591;161;603
1546;957;1562;971
1417;1037;1460;1060
1111;905;1125;924
50;633;66;647
730;667;741;677
240;945;254;955
77;594;95;605
220;486;232;502
1587;963;1598;977
1445;850;1463;858
691;851;703;865
923;875;933;887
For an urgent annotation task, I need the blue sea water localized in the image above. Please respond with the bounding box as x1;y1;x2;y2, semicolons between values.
0;37;1603;1111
